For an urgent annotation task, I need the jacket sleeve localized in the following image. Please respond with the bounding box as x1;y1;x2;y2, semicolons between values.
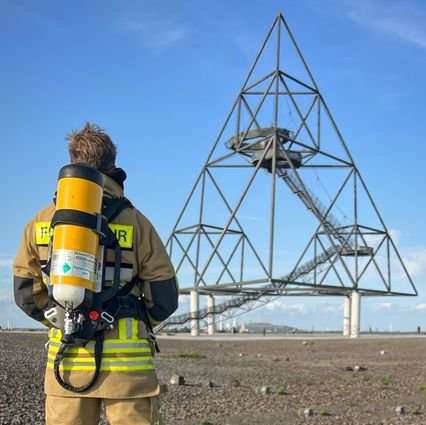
136;213;178;326
13;218;49;323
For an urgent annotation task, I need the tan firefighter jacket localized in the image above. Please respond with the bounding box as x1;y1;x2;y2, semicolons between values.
13;172;178;398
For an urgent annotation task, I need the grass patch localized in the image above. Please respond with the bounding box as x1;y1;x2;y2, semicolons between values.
380;376;390;390
418;384;426;392
277;388;286;395
412;408;421;416
320;410;331;416
200;421;212;425
176;352;207;360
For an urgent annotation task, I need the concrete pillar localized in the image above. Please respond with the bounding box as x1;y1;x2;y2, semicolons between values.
343;295;351;337
207;295;215;335
190;289;199;336
350;291;361;338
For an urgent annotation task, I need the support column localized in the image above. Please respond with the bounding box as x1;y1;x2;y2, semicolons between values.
350;291;361;338
207;295;215;335
343;295;351;337
190;289;199;336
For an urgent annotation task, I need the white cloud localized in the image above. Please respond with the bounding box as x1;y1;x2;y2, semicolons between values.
371;302;393;311
264;300;307;314
309;0;426;49
343;0;426;49
0;257;13;267
119;16;189;49
265;300;282;311
321;303;343;313
415;304;426;311
400;246;426;279
281;303;306;313
0;294;11;303
178;294;190;305
389;229;401;246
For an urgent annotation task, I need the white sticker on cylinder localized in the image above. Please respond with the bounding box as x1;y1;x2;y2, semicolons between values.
51;249;97;282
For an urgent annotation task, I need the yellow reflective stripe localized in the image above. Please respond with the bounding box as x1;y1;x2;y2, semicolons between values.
49;328;61;339
105;347;151;354
108;224;133;248
47;355;155;371
97;365;155;371
117;317;139;340
47;354;153;363
119;318;127;340
35;222;52;245
49;327;150;345
47;363;155;371
36;222;133;249
48;339;151;353
100;357;154;365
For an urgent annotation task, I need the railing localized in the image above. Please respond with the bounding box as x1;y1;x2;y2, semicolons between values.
278;168;351;247
155;293;261;331
154;243;339;332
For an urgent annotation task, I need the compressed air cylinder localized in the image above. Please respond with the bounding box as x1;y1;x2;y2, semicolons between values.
50;164;104;308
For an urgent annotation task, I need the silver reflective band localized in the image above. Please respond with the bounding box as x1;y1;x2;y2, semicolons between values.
126;318;133;339
48;340;151;350
47;358;154;367
105;267;133;282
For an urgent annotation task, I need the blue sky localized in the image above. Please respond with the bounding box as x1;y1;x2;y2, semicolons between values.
1;0;426;331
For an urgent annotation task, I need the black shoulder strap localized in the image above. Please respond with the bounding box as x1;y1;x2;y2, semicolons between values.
102;197;133;222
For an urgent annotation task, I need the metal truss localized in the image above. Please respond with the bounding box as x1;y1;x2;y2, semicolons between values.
158;12;417;331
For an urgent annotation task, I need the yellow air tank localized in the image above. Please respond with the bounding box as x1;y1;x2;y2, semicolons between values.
50;164;104;309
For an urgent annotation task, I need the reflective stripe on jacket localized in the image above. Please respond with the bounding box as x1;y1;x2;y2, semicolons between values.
47;319;155;372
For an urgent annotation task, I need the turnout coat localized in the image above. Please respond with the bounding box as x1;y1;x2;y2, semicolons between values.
13;172;178;398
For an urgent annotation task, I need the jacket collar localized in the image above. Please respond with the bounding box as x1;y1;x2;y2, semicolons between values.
103;168;126;197
104;167;127;188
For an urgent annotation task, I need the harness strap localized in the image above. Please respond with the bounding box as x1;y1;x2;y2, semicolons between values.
138;295;160;353
51;209;106;237
104;277;160;353
97;227;121;305
103;197;133;222
102;275;139;319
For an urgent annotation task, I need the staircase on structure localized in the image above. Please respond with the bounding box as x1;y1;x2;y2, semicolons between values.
156;129;366;332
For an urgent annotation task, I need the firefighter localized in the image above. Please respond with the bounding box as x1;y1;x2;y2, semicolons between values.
13;122;179;425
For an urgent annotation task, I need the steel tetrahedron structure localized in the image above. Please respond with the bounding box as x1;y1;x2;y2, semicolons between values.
159;12;417;330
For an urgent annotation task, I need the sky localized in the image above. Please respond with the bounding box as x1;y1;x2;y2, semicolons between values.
1;0;426;331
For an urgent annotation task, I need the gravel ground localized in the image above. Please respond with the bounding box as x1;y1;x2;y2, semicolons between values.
1;332;426;424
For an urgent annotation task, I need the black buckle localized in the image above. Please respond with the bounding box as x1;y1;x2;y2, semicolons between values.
148;331;156;342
